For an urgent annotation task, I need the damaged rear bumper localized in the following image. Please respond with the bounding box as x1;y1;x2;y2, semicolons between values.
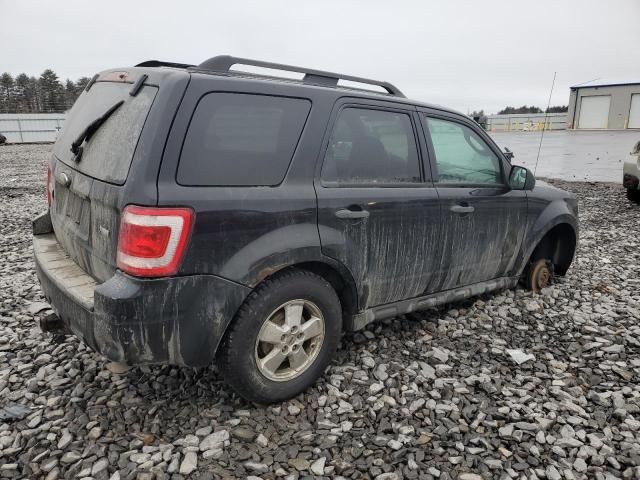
33;214;250;367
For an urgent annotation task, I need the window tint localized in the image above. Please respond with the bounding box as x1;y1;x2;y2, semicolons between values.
426;117;502;185
178;93;311;186
321;108;421;185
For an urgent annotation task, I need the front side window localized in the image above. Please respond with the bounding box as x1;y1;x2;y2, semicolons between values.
178;93;311;186
321;107;421;185
425;117;502;185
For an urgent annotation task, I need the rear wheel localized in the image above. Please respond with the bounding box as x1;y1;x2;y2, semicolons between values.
526;259;554;293
627;188;640;203
217;269;341;404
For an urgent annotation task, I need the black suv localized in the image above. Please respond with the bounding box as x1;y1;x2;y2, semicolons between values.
33;56;578;403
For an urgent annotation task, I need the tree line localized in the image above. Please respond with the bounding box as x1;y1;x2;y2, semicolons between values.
0;70;90;114
498;105;568;115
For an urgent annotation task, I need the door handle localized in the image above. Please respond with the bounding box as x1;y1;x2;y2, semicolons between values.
335;207;370;219
450;204;475;214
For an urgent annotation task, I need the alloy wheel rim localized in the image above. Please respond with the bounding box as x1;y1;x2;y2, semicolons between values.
254;299;325;382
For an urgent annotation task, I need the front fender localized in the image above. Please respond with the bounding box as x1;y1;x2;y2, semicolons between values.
514;198;579;276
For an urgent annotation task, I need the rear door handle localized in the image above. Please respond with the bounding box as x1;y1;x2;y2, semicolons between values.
335;208;370;219
450;204;475;214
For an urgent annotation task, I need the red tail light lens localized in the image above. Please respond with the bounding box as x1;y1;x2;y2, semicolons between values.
47;165;53;206
117;205;194;277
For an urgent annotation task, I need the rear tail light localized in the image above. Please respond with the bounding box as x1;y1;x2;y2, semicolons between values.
117;205;194;277
47;165;53;206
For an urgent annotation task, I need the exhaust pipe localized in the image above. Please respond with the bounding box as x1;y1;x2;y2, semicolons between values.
39;312;68;334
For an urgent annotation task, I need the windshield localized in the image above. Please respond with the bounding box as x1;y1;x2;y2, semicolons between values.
53;82;157;185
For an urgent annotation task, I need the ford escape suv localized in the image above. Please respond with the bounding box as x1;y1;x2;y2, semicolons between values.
33;55;578;403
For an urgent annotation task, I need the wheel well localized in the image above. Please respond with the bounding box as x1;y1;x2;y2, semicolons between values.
293;262;358;319
529;223;576;276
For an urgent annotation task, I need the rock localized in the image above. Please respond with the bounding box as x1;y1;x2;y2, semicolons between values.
288;458;310;471
27;301;50;314
91;458;108;476
200;429;229;451
244;461;269;473
431;347;449;363
362;356;375;368
0;403;31;421
546;465;562;480
231;426;256;441
179;451;198;475
255;433;269;448
506;349;535;365
573;458;587;473
310;457;326;475
374;474;399;480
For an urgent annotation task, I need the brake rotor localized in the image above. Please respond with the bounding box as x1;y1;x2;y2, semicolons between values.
529;259;553;293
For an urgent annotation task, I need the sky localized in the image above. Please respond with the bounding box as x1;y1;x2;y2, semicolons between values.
2;0;639;114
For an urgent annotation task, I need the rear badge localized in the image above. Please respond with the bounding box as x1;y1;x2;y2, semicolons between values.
98;225;110;237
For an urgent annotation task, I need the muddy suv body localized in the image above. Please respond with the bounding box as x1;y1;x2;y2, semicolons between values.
33;56;578;402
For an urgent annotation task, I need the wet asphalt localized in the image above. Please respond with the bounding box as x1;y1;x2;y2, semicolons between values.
489;130;640;183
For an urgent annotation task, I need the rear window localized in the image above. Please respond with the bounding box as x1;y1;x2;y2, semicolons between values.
53;82;157;185
177;93;311;186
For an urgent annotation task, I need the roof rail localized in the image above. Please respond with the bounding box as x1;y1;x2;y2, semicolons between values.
136;60;195;69
196;55;405;97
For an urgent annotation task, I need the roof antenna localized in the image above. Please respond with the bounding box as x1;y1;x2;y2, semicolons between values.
534;72;556;176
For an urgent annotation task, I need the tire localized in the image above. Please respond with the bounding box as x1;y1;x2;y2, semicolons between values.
627;188;640;203
217;269;342;404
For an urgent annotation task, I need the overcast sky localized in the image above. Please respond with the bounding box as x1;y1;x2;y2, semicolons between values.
2;0;639;114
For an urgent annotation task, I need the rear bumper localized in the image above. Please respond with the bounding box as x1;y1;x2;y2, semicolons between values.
33;215;250;367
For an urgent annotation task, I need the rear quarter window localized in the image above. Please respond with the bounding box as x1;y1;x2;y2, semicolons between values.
177;93;311;186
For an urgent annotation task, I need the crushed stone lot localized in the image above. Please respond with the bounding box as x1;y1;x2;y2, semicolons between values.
1;143;639;480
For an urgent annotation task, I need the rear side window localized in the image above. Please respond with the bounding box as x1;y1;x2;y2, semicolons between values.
178;93;311;186
321;107;421;185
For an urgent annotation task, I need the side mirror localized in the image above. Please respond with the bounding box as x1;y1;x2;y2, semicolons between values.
509;165;536;191
503;147;514;162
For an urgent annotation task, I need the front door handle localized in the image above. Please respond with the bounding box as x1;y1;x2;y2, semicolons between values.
450;204;475;214
335;207;370;219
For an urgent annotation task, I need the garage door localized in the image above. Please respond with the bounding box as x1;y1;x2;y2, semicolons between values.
629;94;640;129
578;95;611;129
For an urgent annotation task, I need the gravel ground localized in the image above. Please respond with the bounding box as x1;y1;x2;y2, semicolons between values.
1;143;639;480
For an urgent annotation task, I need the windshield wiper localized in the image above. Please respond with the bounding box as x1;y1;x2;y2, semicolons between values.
70;100;124;161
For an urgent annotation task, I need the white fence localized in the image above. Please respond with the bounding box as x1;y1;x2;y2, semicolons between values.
0;113;66;143
486;113;567;132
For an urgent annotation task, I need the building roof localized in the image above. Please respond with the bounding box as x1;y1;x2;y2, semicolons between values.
571;78;640;89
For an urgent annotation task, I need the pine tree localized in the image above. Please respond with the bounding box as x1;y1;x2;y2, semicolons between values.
14;74;30;112
64;79;78;110
38;69;65;112
0;73;15;113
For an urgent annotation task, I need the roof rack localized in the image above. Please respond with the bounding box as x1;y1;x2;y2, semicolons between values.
136;60;195;69
196;55;405;97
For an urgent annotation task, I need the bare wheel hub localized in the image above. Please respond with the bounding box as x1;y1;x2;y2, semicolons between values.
529;259;552;293
254;299;325;382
